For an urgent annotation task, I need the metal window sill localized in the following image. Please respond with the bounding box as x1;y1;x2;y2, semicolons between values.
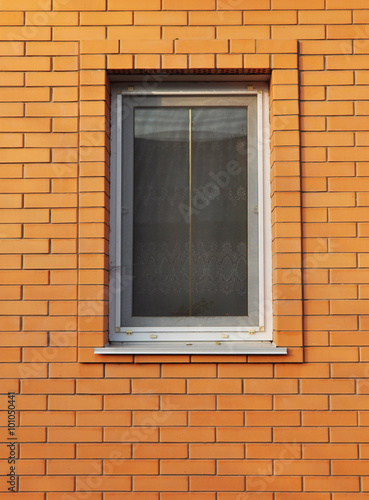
94;341;287;355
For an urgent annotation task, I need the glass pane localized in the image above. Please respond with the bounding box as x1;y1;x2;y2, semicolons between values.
131;106;248;319
191;108;248;316
132;108;190;317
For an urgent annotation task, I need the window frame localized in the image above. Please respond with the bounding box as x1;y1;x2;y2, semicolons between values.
107;81;284;353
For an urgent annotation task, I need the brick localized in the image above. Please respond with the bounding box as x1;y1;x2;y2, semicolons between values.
304;316;358;331
161;395;216;410
107;495;158;500
134;444;187;459
331;396;369;411
26;41;78;56
218;364;273;378
77;379;130;394
274;427;328;443
190;11;242;25
0;270;49;284
24;224;77;239
273;0;324;6
216;459;272;476
0;27;51;40
189;54;215;68
105;364;160;378
304;476;359;492
0;148;50;163
217;395;272;410
302;9;352;24
301;101;353;116
327;54;369;69
160;460;214;475
48;427;102;443
163;0;215;8
218;26;270;39
54;0;105;8
133;411;186;427
0;300;47;315
81;11;132;25
301;379;355;394
26;102;78;117
190;444;244;459
21;444;75;459
0;72;24;87
134;476;188;492
103;459;158;475
275;395;328;410
46;459;102;475
0;41;24;55
305;285;357;300
77;443;131;459
187;379;242;394
23;285;76;300
221;0;271;6
302;71;354;87
160;427;215;443
245;411;293;431
109;0;161;7
332;460;369;476
0;193;22;208
245;10;297;24
26;11;79;26
26;72;78;87
303;444;358;459
132;379;186;394
0;285;21;300
24;254;77;269
273;25;325;39
328;0;368;6
1;256;22;269
76;476;130;491
77;411;131;427
302;132;354;147
191;476;244;491
53;56;79;71
108;26;161;39
244;54;270;69
105;395;159;410
247;476;302;491
24;193;77;208
0;164;22;178
0;57;50;71
243;379;298;394
0;0;50;7
189;411;243;427
217;427;271;443
20;411;74;427
303;411;357;427
136;11;188;25
230;39;256;53
19;476;74;492
48;395;102;411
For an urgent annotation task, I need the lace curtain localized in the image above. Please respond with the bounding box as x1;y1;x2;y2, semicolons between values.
132;107;248;317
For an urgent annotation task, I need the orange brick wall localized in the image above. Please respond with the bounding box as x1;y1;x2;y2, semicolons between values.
1;0;369;497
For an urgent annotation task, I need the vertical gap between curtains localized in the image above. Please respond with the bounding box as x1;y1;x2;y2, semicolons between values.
189;108;192;317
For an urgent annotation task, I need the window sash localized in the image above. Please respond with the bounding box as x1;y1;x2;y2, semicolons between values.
109;84;270;341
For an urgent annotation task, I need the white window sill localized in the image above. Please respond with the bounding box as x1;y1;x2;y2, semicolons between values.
94;341;287;355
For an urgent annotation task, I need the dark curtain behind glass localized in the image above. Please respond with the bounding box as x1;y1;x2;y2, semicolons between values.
132;107;248;318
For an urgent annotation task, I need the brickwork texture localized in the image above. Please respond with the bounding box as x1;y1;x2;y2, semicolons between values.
1;0;369;497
